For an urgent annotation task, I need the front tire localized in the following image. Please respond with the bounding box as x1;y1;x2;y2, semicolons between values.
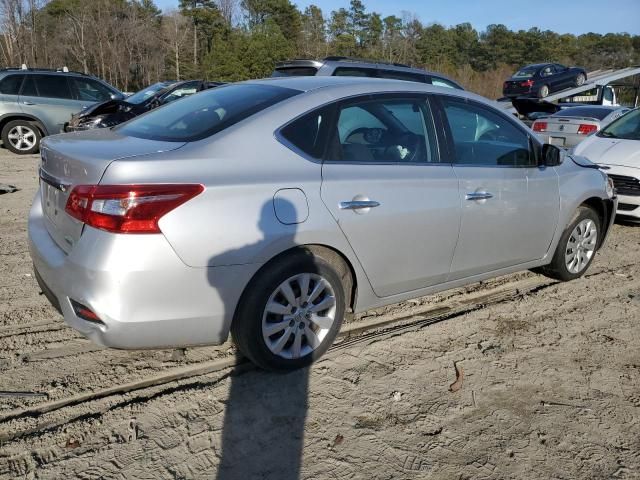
231;249;348;371
1;120;41;155
538;207;600;281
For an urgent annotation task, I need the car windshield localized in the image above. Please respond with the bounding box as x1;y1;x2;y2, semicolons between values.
599;108;640;140
553;107;615;121
512;67;538;78
117;83;300;142
126;82;174;104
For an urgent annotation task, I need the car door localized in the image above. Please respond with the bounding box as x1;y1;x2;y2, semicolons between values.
0;73;24;112
553;64;572;89
540;65;559;92
320;94;461;297
437;95;559;280
19;74;88;134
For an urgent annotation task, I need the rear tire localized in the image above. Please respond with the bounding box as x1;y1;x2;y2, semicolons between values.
537;206;600;282
538;85;550;99
1;120;41;155
575;73;586;87
231;248;349;371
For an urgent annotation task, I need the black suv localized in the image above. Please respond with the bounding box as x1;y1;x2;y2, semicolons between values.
0;67;123;154
272;56;464;90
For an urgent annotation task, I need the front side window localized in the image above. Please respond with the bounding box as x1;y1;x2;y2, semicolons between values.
329;96;438;163
0;75;23;95
442;97;532;167
34;75;72;99
118;83;300;142
71;78;113;102
540;66;555;77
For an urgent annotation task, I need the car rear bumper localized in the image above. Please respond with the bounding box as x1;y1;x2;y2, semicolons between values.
28;191;256;349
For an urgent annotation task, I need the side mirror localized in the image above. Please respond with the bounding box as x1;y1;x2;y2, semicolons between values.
541;143;564;167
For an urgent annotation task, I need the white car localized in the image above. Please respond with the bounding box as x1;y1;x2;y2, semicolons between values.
574;108;640;220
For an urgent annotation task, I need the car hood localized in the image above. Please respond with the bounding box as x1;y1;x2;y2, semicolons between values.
573;136;640;170
71;99;137;121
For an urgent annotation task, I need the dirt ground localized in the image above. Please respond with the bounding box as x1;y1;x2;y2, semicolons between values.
0;151;639;480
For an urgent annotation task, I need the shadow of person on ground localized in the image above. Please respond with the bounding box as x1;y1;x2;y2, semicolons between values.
208;199;311;480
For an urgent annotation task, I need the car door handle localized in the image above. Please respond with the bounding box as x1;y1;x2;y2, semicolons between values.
21;101;35;106
465;192;494;201
339;200;380;210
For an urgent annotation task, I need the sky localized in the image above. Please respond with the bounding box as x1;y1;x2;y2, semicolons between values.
153;0;640;35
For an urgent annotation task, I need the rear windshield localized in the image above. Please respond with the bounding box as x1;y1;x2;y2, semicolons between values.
272;67;318;77
599;108;640;141
513;67;538;78
118;83;300;142
552;107;615;120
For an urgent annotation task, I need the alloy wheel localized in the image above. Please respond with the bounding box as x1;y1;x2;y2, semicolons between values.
7;125;37;151
261;273;337;360
565;219;597;274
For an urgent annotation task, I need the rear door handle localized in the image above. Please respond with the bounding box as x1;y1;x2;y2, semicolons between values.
465;192;494;201
339;200;380;210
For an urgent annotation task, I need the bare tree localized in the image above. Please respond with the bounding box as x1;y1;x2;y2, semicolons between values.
162;11;191;80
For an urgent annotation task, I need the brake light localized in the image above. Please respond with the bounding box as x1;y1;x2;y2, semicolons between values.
532;121;547;132
520;79;535;88
65;184;204;234
577;124;598;135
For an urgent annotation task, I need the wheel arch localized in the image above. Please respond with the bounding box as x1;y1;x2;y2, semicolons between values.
579;196;610;249
0;114;48;137
231;243;358;328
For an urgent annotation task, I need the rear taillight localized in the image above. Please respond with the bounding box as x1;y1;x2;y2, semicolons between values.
532;121;547;132
577;124;598;135
520;79;534;88
65;184;204;234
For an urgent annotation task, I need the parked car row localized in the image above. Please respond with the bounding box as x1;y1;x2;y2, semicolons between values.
29;75;617;371
0;66;223;154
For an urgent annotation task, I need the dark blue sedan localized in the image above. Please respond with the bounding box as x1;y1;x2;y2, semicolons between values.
503;63;587;99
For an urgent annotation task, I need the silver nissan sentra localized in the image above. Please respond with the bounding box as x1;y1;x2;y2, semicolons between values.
29;76;617;370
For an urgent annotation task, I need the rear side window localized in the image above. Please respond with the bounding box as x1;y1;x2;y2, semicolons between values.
118;84;300;142
280;108;329;159
71;78;113;102
0;75;23;95
333;67;377;78
442;97;532;167
34;75;72;99
376;69;426;83
272;67;318;77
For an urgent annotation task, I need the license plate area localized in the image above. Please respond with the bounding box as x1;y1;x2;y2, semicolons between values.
549;136;566;146
41;181;64;226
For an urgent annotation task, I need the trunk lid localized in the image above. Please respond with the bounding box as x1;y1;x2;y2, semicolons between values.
39;128;186;253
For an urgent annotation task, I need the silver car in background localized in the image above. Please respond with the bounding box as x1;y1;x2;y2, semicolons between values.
532;105;630;148
29;77;617;370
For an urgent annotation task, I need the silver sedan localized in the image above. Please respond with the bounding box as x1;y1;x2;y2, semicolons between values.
29;77;617;370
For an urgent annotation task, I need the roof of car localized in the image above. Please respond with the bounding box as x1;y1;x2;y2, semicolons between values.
243;75;493;106
275;56;454;77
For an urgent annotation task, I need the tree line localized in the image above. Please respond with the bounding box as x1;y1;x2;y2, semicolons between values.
0;0;638;98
